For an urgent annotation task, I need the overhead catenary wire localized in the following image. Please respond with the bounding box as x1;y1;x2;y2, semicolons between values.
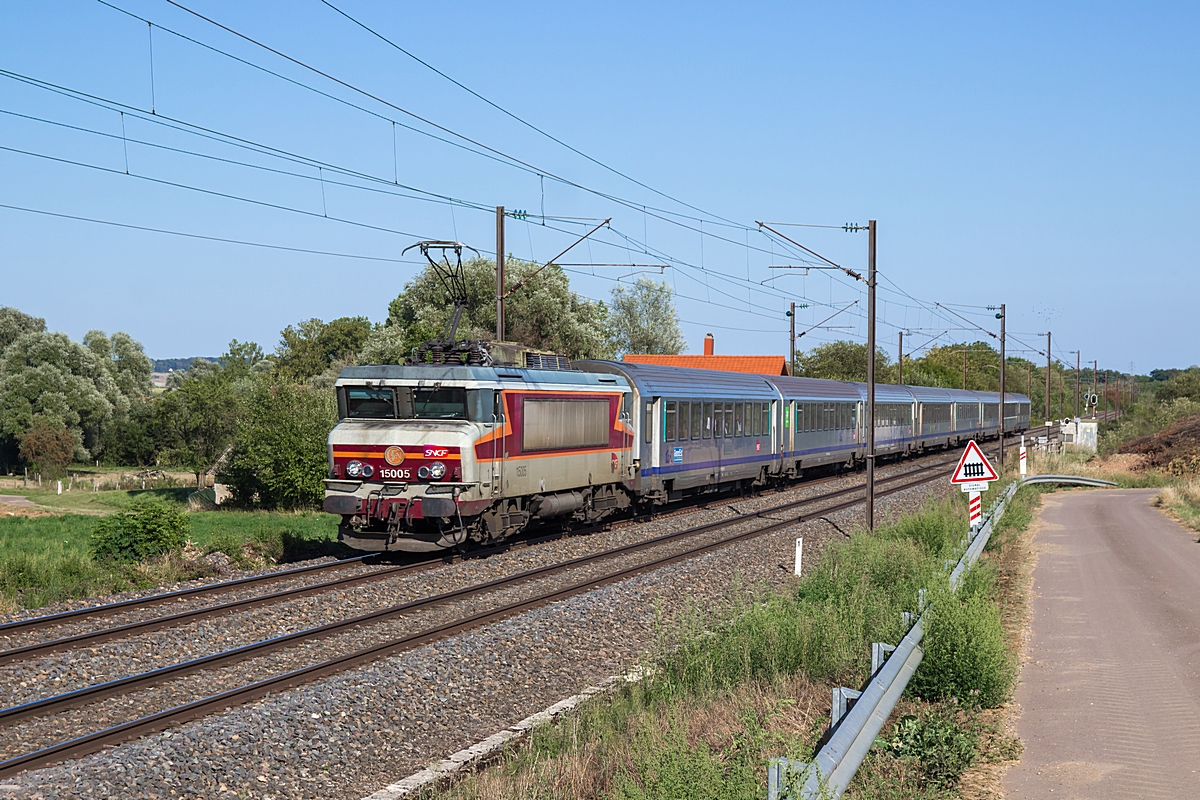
316;0;747;231
0;202;430;264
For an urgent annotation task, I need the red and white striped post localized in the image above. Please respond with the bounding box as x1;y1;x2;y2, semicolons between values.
969;492;982;528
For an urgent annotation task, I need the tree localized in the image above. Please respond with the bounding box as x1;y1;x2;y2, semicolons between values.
100;398;161;467
1156;368;1200;403
608;278;685;356
794;340;894;382
0;331;124;459
84;329;153;398
155;372;240;487
0;307;46;352
220;382;337;509
19;417;76;479
385;256;613;360
275;316;371;381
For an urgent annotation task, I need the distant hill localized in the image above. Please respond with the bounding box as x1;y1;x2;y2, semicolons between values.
152;357;219;372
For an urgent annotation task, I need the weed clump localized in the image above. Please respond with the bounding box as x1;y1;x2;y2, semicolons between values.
89;500;190;562
880;710;979;788
909;585;1014;709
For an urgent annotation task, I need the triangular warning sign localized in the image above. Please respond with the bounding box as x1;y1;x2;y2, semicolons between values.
950;440;999;484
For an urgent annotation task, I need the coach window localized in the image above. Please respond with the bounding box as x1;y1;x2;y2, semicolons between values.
645;402;653;443
734;403;744;437
664;401;677;442
702;402;714;439
679;402;690;441
751;403;760;436
691;402;702;439
724;402;734;437
762;403;771;435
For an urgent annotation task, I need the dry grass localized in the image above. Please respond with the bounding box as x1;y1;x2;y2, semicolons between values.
1153;481;1200;534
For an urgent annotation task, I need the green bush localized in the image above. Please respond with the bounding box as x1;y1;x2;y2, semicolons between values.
881;711;978;788
220;382;336;509
909;586;1014;708
89;500;190;562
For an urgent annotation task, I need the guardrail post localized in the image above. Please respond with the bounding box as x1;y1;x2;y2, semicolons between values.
832;687;863;726
870;642;896;677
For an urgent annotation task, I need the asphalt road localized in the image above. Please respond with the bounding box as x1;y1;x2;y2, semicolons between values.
1004;489;1200;799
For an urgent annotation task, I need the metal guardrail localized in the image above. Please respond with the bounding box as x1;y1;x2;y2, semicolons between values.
768;471;1094;799
1019;474;1118;488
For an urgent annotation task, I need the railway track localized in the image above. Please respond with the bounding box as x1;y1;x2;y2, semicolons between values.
0;451;969;778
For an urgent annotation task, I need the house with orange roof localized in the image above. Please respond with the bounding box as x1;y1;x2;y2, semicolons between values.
622;333;790;376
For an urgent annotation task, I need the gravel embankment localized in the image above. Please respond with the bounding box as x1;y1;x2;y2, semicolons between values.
4;463;953;799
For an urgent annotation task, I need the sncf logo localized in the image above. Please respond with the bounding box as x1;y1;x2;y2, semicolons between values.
424;447;449;458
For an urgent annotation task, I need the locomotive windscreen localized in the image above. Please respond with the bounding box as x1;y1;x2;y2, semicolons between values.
522;398;610;452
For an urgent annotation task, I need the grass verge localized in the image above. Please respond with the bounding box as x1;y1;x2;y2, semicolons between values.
0;506;342;612
1153;482;1200;535
422;491;1026;800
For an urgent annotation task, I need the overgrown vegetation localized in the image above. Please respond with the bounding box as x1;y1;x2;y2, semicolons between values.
426;494;1023;800
89;499;190;562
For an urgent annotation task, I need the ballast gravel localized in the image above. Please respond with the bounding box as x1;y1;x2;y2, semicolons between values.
4;463;954;799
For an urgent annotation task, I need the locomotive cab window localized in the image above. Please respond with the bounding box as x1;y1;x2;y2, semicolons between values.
412;388;468;420
343;387;395;419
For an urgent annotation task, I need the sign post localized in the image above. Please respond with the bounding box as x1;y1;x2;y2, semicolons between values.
951;440;1000;529
1019;435;1027;477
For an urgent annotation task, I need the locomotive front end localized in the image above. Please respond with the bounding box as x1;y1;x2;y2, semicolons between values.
324;367;493;552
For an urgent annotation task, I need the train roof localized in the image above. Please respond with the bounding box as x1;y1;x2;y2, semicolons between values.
337;364;629;389
762;375;862;401
574;360;779;400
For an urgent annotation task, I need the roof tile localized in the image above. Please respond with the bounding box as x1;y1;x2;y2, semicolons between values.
621;354;790;376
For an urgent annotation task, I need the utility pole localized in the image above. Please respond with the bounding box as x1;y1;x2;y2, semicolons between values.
962;348;967;390
495;206;506;342
789;301;796;376
866;220;877;531
1092;360;1098;417
897;331;903;385
1045;332;1052;423
998;304;1006;468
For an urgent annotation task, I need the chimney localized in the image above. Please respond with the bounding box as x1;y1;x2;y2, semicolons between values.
703;333;714;356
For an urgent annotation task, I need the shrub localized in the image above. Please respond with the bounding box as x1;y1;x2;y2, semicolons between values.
90;500;190;562
909;586;1014;708
882;711;978;788
220;383;336;509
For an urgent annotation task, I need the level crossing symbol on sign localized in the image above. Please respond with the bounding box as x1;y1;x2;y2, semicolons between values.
950;440;999;494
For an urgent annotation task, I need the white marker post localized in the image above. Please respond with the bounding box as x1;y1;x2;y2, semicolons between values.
794;538;803;577
1019;435;1027;477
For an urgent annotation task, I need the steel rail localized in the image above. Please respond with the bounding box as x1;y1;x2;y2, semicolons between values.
0;460;949;726
0;555;373;635
0;463;953;778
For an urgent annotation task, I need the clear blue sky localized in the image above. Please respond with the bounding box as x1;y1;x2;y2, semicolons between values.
2;1;1196;373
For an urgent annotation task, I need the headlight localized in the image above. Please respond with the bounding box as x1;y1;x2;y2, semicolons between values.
346;460;363;478
417;465;430;479
429;461;446;479
361;464;374;478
